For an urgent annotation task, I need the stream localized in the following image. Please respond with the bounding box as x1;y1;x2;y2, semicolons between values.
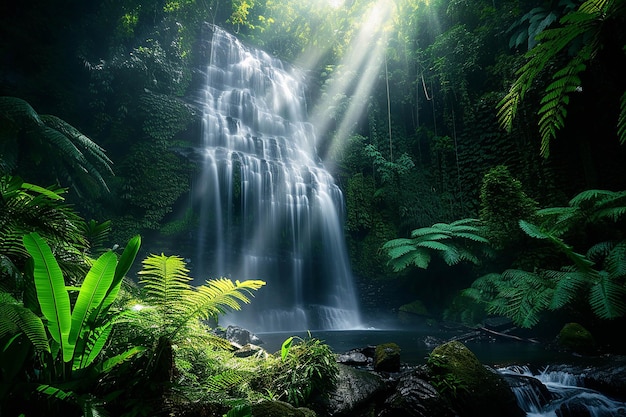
256;328;626;416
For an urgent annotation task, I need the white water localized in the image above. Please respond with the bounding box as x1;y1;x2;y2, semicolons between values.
193;25;362;332
501;365;626;416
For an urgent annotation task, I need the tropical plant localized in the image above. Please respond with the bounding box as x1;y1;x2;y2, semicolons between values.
382;218;489;272
0;175;91;288
135;254;266;343
261;334;338;407
0;96;114;195
0;232;142;415
462;188;626;328
497;0;626;157
479;165;538;249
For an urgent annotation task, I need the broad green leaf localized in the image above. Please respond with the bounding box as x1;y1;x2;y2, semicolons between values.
23;232;71;358
67;251;117;360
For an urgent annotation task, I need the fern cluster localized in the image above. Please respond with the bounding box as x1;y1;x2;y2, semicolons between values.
463;189;626;327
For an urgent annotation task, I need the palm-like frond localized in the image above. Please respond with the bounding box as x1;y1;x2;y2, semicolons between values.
0;96;113;194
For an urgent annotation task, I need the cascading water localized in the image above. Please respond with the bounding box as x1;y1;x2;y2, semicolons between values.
192;24;362;332
500;365;626;416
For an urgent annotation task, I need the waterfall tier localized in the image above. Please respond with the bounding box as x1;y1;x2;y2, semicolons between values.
193;25;362;332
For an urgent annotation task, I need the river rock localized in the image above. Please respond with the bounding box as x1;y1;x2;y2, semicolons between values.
314;364;387;416
213;325;263;347
378;368;456;417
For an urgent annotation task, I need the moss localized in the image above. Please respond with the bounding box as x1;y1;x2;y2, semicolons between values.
374;343;401;372
557;322;596;354
428;341;524;417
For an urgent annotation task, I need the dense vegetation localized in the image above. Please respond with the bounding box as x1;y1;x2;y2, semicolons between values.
2;0;626;415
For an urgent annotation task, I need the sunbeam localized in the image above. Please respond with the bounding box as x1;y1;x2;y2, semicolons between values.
307;0;396;165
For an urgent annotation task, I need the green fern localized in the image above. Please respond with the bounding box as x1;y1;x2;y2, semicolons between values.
382;218;488;272
618;90;626;145
136;254;265;341
0;96;114;194
0;293;49;352
497;0;623;157
588;271;626;319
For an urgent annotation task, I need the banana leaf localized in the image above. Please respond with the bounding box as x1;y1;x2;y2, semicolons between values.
23;232;71;358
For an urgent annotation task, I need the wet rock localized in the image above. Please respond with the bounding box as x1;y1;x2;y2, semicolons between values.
233;343;267;358
336;351;369;366
213;325;263;347
314;364;387;416
378;369;456;417
374;343;401;372
429;341;525;417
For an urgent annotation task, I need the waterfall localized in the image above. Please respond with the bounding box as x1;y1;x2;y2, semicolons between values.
192;25;362;332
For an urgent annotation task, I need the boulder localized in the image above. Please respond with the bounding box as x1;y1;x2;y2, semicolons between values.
374;343;401;372
428;341;525;417
213;325;264;347
556;323;596;355
314;364;387;416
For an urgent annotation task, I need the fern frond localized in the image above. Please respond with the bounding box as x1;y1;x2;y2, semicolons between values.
537;45;590;157
586;241;615;263
388;248;430;271
410;227;449;238
205;369;247;393
138;254;191;313
545;269;588;309
386;245;417;260
605;241;626;278
568;189;616;206
518;220;549;239
185;278;266;322
0;96;43;129
0;293;50;352
414;240;453;252
381;238;415;249
618;90;626;145
588;272;626;319
452;232;489;243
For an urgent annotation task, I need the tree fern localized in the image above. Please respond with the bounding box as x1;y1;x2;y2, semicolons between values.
382;218;488;272
588;271;626;319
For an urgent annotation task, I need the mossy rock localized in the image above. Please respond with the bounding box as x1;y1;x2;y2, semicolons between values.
428;341;524;417
374;342;401;372
251;400;316;417
556;322;596;354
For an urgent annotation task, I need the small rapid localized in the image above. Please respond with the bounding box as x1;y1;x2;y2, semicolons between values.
500;365;626;417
